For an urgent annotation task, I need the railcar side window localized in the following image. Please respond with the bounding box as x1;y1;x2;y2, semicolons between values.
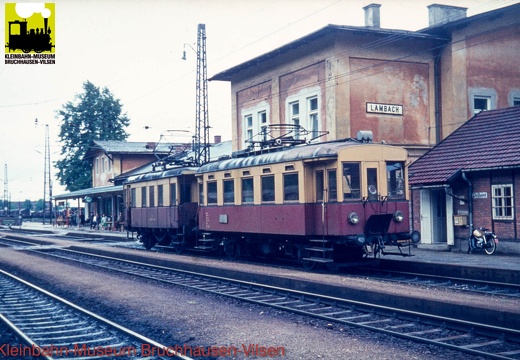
342;162;360;199
131;188;136;207
170;183;177;206
261;175;275;202
207;181;217;205
316;170;324;202
223;179;234;204
328;169;337;202
158;185;164;206
198;183;204;205
387;162;405;199
141;187;147;207
149;186;155;207
242;178;254;203
283;173;299;201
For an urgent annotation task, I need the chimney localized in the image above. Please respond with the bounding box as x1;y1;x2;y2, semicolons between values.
427;4;467;27
213;135;221;144
363;3;381;28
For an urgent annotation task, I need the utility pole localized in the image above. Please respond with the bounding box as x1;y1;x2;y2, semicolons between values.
194;23;210;166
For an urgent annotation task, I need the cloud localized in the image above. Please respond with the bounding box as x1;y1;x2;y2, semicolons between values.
15;3;51;19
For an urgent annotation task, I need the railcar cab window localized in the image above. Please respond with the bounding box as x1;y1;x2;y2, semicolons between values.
367;168;378;200
386;162;405;199
170;183;177;206
342;163;360;200
328;169;337;202
223;179;234;204
261;175;275;202
141;187;147;207
283;173;299;202
242;178;254;203
207;181;217;205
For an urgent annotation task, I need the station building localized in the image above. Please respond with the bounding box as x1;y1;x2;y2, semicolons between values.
210;3;520;250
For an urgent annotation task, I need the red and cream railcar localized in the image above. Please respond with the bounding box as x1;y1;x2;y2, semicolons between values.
124;167;199;250
196;140;419;266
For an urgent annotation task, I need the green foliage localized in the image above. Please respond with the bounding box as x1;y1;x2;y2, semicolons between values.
55;81;130;191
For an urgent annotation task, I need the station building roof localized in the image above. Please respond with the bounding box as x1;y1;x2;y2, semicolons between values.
409;106;520;187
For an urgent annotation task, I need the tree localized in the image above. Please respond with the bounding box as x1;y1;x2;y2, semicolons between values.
55;81;130;191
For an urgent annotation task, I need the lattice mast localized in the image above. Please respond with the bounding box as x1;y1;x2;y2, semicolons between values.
42;124;52;224
3;163;7;213
194;23;210;166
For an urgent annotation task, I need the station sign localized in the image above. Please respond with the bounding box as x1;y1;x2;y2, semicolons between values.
366;102;403;115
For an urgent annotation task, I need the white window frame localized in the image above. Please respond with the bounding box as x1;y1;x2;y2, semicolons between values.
241;103;269;149
473;96;490;115
286;89;320;142
469;88;496;115
492;184;514;220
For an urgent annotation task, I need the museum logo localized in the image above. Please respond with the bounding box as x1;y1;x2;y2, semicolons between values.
4;3;55;64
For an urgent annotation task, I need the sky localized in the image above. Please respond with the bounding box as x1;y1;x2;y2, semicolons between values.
1;0;518;202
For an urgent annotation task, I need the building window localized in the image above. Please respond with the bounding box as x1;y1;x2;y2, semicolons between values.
286;90;320;141
308;96;319;140
473;96;490;114
342;162;360;200
328;169;337;202
223;179;234;204
514;98;520;107
387;162;405;199
492;184;514;220
261;175;275;202
242;106;269;148
158;185;164;206
244;114;253;144
141;187;147;207
149;186;155;207
95;158;99;174
289;101;300;139
469;89;496;115
170;183;177;206
242;178;254;203
283;173;299;202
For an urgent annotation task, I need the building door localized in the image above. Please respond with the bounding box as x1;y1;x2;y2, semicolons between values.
420;188;453;245
431;189;446;243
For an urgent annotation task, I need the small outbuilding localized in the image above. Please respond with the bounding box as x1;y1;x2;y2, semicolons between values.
409;106;520;253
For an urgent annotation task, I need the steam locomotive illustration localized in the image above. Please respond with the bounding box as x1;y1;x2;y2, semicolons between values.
6;19;54;53
124;129;420;269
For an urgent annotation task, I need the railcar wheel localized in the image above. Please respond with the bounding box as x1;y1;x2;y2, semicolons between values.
297;246;316;271
142;234;156;250
224;239;241;259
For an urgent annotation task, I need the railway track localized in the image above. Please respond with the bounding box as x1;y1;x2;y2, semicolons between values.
351;268;520;298
0;268;192;360
19;247;520;359
2;234;519;299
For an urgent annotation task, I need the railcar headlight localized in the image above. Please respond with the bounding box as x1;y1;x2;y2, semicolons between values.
348;212;359;224
393;210;404;223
